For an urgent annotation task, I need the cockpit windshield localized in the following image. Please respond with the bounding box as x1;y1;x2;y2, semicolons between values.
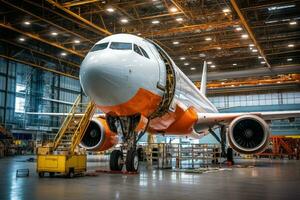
110;42;132;50
90;42;109;52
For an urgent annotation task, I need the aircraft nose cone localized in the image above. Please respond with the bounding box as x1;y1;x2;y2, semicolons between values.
79;52;133;106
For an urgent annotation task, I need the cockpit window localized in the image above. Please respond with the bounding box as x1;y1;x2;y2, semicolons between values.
90;42;109;52
139;47;149;59
110;42;132;50
134;44;143;56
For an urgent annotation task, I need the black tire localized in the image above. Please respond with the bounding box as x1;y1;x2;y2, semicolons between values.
126;148;139;172
110;150;124;171
38;172;44;178
68;171;74;178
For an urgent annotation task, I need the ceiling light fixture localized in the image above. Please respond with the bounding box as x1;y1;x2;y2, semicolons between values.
152;20;160;24
205;37;212;41
74;39;80;44
235;27;242;31
252;49;258;52
207;61;212;65
169;7;178;13
19;37;25;42
233;63;237;66
261;61;266;64
190;67;196;70
289;21;297;25
210;65;216;68
288;44;294;47
120;18;129;23
222;8;230;13
180;57;186;60
106;7;115;12
60;52;67;56
173;41;179;45
51;32;58;36
184;62;189;66
176;17;183;22
24;21;31;25
287;58;293;61
241;34;248;39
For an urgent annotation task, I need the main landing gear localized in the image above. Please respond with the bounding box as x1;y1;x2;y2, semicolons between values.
108;115;146;172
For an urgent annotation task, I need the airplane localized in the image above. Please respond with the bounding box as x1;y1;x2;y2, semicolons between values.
76;33;300;172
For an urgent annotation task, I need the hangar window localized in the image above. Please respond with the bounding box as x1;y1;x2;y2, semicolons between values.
139;47;149;59
90;42;109;52
134;44;143;56
110;42;132;50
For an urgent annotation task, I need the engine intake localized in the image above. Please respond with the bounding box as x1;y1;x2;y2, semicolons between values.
228;115;270;154
80;118;118;151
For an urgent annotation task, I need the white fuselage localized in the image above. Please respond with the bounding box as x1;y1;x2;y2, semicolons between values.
80;34;218;135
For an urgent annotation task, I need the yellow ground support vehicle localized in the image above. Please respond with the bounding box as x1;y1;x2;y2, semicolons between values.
37;154;86;178
36;96;96;178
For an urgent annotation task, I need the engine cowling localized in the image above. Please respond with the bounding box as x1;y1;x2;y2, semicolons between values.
228;115;270;154
79;118;118;151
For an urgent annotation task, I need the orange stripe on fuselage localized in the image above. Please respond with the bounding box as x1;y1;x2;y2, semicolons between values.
97;87;198;134
97;88;161;117
149;105;198;134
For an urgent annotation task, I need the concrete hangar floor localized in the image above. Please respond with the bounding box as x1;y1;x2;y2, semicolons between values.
0;156;300;200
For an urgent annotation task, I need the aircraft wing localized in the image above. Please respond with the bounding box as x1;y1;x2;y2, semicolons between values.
197;110;300;125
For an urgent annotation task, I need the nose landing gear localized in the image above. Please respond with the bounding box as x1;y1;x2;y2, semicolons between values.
107;115;147;172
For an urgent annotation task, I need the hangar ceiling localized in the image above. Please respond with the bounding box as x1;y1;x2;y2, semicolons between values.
0;0;299;90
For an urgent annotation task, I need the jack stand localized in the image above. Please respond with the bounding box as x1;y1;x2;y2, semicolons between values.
209;127;227;158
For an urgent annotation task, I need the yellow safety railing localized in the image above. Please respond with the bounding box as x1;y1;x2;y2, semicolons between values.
53;95;81;150
70;100;96;153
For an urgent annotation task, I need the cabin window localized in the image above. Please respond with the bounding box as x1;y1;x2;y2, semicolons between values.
139;47;149;59
134;44;143;56
110;42;132;50
90;42;109;52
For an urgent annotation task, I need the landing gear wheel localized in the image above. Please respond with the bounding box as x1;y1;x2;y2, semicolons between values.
68;171;75;178
110;150;124;171
38;172;44;178
126;148;139;172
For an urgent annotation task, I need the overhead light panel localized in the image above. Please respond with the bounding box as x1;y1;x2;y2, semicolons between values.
261;61;266;64
258;56;263;59
19;37;25;42
241;34;248;39
176;17;183;22
190;67;196;70
180;57;186;60
106;7;115;12
249;44;254;47
287;58;293;61
222;8;231;13
184;62;189;66
60;52;67;56
235;27;242;31
289;21;297;25
152;20;160;24
268;4;295;11
74;39;80;44
170;7;178;13
205;37;212;41
288;44;294;47
252;49;258;52
173;41;179;45
23;21;31;25
207;61;212;65
210;65;216;68
232;63;237;66
51;32;58;36
120;18;129;23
